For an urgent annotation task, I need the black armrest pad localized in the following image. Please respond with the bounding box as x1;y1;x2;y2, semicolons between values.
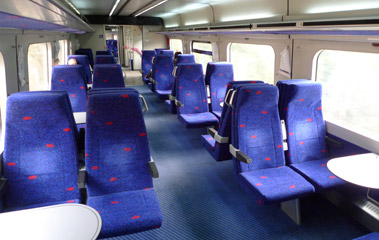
148;158;159;178
326;136;344;149
78;163;86;189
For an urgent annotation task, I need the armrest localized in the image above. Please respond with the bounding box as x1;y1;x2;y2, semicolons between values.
207;128;229;144
229;144;251;163
148;157;159;178
326;136;344;149
139;94;149;113
175;99;184;107
78;163;86;189
168;94;176;101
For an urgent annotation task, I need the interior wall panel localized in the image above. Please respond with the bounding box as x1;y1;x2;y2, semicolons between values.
77;24;106;52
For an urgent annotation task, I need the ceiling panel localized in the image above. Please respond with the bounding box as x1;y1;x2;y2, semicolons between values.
118;0;154;16
71;0;116;15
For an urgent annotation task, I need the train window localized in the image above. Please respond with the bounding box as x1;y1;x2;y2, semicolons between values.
229;43;275;84
56;40;67;66
316;50;379;139
192;41;213;72
0;51;6;152
28;42;50;91
170;39;183;53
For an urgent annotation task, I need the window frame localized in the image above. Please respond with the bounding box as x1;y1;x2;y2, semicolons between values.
191;41;213;56
27;42;51;91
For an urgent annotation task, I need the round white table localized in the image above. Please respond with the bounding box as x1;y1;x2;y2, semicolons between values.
0;204;102;240
327;153;379;189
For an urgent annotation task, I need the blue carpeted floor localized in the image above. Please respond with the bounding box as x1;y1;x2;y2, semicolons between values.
104;85;369;240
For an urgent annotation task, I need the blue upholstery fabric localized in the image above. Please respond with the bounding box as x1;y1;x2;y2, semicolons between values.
176;54;196;64
231;85;314;204
92;64;125;88
368;189;379;203
95;55;116;64
276;79;309;119
165;99;176;114
106;40;118;57
67;55;92;83
3;91;80;210
85;90;162;237
280;82;345;191
176;63;219;128
75;49;94;68
51;65;87;112
200;81;264;162
353;233;379;240
165;63;187;114
290;159;346;191
87;188;162;238
155;48;167;54
205;62;234;116
153;55;174;99
160;50;174;57
142;50;156;83
96;50;112;55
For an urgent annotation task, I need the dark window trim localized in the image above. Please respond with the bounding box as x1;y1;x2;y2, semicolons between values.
192;41;212;56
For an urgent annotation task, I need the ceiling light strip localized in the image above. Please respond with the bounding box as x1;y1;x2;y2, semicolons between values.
134;0;168;17
65;0;81;15
109;0;121;16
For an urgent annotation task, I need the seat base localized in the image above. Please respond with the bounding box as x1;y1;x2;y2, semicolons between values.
87;188;162;238
178;112;218;128
165;100;177;114
155;90;171;100
212;111;222;119
237;166;315;204
3;199;81;212
290;158;346;191
201;135;232;161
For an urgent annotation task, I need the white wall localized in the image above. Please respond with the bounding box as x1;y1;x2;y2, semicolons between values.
143;25;167;50
77;24;106;52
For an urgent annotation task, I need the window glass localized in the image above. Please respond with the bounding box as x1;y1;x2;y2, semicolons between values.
316;50;379;139
57;40;67;66
229;43;275;84
192;41;212;72
170;39;183;53
28;43;50;91
0;51;6;152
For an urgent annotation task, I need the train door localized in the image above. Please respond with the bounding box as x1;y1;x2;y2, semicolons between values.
0;35;17;151
123;25;142;70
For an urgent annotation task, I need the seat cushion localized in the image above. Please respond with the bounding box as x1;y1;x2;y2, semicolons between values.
3;199;81;212
155;90;171;99
87;188;162;238
165;100;177;114
290;158;346;191
212;111;222;119
353;233;379;240
238;166;315;204
178;112;219;128
201;135;232;161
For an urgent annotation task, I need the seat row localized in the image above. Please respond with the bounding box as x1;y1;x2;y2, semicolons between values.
202;81;346;209
0;89;162;238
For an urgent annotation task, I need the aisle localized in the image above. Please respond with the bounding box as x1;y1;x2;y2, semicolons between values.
105;85;368;240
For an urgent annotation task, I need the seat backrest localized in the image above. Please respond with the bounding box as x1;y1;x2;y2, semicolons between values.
277;79;309;119
92;64;125;89
232;85;285;175
160;50;174;57
67;55;92;84
95;55;116;64
176;63;209;114
75;49;94;68
282;82;328;164
205;62;234;112
85;91;153;197
176;54;195;64
155;48;167;55
154;55;174;91
96;50;112;56
3;91;80;209
51;65;87;112
142;50;156;80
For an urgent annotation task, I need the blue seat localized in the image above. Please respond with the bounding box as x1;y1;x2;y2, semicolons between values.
51;65;87;112
96;50;112;56
205;62;234;119
153;54;174;99
2;91;81;212
75;48;94;68
142;50;156;83
85;90;162;238
92;64;125;89
176;54;195;65
279;81;345;191
67;55;92;84
155;48;167;55
353;233;379;240
230;84;315;204
95;55;116;64
160;50;174;57
201;81;264;161
276;79;309;119
175;63;219;128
